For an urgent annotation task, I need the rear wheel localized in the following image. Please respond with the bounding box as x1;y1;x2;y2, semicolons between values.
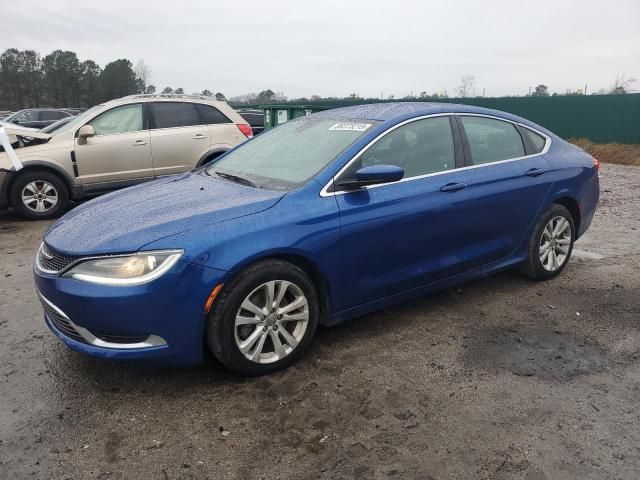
519;204;575;280
206;260;319;376
10;169;69;220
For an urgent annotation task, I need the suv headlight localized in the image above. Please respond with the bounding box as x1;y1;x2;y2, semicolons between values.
63;250;183;286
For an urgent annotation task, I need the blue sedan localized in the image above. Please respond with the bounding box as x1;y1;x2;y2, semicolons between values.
33;103;599;375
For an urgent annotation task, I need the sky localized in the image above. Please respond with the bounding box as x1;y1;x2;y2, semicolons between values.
2;0;639;99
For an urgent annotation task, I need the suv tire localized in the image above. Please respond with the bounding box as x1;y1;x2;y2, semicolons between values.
10;169;69;220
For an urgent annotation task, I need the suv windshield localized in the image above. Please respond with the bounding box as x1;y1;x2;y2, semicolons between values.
206;117;378;190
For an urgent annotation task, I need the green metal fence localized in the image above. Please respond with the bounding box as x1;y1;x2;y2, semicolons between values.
247;94;640;144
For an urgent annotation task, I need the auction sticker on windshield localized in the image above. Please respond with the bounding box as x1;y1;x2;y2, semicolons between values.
329;122;372;132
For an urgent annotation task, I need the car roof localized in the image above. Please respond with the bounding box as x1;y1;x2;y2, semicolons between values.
101;94;229;108
312;102;553;135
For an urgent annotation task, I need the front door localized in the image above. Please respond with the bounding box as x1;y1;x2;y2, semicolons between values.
335;116;478;309
74;103;153;187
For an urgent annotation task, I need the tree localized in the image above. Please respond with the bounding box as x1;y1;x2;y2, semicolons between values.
174;87;184;94
457;75;476;98
215;92;226;101
98;59;138;102
79;60;102;106
257;89;275;102
134;58;152;94
531;84;549;97
201;89;212;96
42;50;82;106
611;73;637;94
161;86;173;94
145;84;156;94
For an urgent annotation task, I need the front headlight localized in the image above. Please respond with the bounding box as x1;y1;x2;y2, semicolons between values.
63;250;183;286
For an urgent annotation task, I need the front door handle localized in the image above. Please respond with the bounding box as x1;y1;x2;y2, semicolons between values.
440;182;467;193
132;139;148;146
193;134;207;140
525;167;546;177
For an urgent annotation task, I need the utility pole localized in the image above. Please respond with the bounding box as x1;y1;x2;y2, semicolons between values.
528;86;532;96
584;84;588;95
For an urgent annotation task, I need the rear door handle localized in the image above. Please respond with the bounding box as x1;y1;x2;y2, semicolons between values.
440;182;467;192
132;139;147;146
193;134;207;140
525;167;546;177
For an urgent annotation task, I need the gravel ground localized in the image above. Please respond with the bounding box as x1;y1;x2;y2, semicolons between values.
0;163;639;480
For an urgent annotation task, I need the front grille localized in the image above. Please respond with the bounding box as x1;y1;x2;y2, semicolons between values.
42;301;86;344
37;243;79;274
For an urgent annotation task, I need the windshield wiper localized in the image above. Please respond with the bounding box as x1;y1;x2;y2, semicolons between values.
214;171;258;188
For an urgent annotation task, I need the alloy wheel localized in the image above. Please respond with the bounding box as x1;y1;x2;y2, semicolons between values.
21;181;58;213
539;215;572;272
234;280;309;364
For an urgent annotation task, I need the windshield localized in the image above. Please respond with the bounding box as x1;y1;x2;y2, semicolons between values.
53;105;103;136
206;117;378;190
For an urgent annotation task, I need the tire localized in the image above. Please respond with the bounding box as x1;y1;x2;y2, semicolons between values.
519;204;575;281
206;259;319;376
10;169;69;220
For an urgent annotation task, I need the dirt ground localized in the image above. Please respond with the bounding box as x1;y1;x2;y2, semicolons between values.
0;163;639;480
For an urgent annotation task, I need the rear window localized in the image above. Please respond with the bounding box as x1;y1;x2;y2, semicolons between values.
195;104;230;124
522;127;547;153
150;102;202;129
460;116;525;165
40;110;67;121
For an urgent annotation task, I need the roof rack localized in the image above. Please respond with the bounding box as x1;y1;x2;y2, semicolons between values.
123;93;219;101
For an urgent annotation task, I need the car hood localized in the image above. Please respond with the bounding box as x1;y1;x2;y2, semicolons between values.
44;173;286;256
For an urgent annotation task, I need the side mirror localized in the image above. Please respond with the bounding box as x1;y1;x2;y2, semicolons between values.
336;164;404;190
77;125;95;144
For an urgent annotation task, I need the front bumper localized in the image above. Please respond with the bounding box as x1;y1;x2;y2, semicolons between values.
34;260;226;366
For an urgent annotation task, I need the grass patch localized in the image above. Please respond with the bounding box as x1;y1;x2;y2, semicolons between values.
570;138;640;166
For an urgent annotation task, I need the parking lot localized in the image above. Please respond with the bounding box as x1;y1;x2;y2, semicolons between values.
0;162;638;479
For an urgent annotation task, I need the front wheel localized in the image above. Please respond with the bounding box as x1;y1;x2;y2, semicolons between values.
519;204;575;280
9;169;69;220
206;260;319;376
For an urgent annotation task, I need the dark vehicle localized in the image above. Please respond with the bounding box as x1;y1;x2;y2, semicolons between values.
39;116;74;134
236;109;265;135
3;109;73;129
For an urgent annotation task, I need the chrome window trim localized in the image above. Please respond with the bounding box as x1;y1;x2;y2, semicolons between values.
320;112;552;197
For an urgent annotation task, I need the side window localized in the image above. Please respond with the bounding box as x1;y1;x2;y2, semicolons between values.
522;127;547;153
195;104;231;124
150;102;202;129
15;111;38;122
40;110;65;121
357;116;455;178
89;104;143;136
460;116;525;165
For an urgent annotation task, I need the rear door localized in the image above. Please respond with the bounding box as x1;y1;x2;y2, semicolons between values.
148;102;210;176
74;103;153;187
335;115;478;309
457;115;552;267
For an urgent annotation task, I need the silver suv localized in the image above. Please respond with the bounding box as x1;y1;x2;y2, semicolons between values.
0;94;252;219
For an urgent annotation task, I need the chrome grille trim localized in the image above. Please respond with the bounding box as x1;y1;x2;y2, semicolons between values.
36;243;80;275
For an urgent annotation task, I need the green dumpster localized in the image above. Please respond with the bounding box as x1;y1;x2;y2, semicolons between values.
260;104;331;130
